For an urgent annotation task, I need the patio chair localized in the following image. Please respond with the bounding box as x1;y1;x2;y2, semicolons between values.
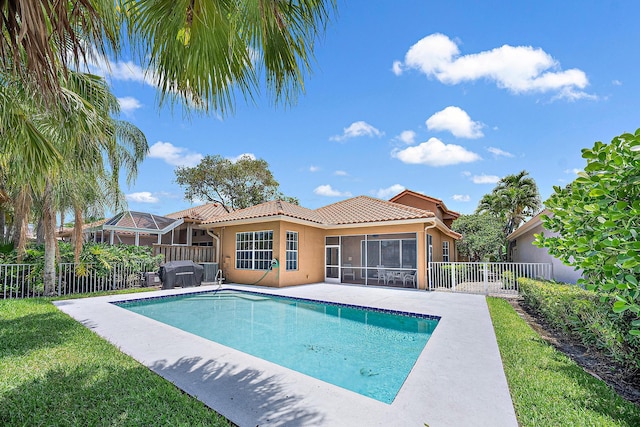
375;265;392;285
342;263;356;281
402;270;417;288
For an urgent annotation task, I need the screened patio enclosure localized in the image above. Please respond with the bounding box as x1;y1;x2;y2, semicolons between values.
324;233;418;288
84;211;184;246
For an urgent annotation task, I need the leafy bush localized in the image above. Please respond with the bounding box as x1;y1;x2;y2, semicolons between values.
1;242;162;283
519;278;640;380
536;130;640;335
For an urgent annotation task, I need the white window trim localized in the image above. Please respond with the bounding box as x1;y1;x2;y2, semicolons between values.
442;240;450;262
236;230;273;270
285;231;298;271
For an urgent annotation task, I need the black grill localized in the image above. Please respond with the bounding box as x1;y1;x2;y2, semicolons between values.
159;260;204;289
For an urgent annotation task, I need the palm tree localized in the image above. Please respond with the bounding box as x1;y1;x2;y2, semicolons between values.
1;69;147;293
1;0;336;115
475;170;541;260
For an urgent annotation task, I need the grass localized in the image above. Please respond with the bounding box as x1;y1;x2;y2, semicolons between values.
0;293;231;427
487;297;640;427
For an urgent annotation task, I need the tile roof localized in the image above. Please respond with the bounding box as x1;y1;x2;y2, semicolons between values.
315;196;435;224
389;189;460;218
203;196;435;226
165;203;229;221
203;200;325;224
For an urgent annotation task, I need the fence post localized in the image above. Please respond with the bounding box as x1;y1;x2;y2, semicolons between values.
451;262;456;291
483;262;488;295
57;264;62;296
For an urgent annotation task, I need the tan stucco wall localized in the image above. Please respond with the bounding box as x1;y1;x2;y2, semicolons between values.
393;194;443;221
212;221;459;290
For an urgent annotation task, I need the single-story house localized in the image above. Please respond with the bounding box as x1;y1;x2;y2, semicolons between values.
57;204;229;263
507;209;583;284
200;191;461;290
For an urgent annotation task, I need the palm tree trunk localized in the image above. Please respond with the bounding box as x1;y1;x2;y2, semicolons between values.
12;186;31;262
42;180;57;295
72;205;84;263
0;206;5;241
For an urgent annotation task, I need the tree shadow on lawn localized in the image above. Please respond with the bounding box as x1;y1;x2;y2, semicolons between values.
0;301;82;358
549;360;640;426
0;362;230;426
151;356;327;427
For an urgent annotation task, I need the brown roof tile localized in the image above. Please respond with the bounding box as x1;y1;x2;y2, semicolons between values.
203;196;434;226
165;203;229;221
315;196;435;224
203;200;325;224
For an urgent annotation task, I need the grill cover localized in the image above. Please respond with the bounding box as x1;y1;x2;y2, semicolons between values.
159;260;204;289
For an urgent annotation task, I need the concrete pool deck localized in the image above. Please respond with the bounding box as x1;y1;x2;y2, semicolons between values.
54;283;517;427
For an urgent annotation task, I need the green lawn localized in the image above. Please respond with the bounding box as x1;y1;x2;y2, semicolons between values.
487;297;640;427
3;292;639;426
0;296;231;427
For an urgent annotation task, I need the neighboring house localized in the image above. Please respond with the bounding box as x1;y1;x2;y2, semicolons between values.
507;209;583;284
57;203;229;263
200;193;461;290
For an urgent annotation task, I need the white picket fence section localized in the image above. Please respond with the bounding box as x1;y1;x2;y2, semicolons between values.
428;262;553;295
1;262;157;299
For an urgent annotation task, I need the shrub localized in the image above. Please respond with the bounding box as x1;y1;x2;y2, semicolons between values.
518;278;640;380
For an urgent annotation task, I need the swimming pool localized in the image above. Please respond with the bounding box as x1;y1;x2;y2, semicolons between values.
115;289;439;403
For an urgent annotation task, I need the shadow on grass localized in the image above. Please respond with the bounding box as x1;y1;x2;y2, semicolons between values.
488;297;640;427
151;356;326;427
552;361;640;425
0;362;230;426
0;300;81;358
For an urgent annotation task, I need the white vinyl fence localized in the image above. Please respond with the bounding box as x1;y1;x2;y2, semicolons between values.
1;262;157;299
429;262;552;295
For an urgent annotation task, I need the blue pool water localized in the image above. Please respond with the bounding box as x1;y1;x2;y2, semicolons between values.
115;290;439;403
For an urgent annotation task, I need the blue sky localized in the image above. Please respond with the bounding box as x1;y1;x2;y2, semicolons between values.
94;1;640;217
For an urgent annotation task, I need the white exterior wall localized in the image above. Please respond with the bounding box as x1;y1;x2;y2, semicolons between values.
511;223;583;284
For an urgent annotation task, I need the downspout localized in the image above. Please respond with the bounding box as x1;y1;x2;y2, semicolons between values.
206;229;220;264
424;219;437;291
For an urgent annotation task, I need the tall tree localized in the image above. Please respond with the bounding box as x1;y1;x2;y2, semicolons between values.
451;214;505;262
476;170;541;235
476;170;541;260
175;154;298;212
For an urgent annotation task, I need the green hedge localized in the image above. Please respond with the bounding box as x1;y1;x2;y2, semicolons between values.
518;278;640;380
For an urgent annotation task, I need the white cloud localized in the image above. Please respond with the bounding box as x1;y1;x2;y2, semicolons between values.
228;153;256;162
452;194;471;202
85;50;158;87
376;184;406;199
392;60;403;76
612;79;622;86
117;96;142;115
461;170;471;177
334;170;348;176
396;130;417;144
472;174;500;184
487;147;514;157
330;121;383;142
148;141;203;167
313;185;352;197
126;192;159;203
392;137;481;166
564;168;581;174
426;106;484;138
309;165;320;172
396;33;592;100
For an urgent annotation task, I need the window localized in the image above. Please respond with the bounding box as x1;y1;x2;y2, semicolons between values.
285;231;298;271
442;241;450;262
236;231;273;270
426;234;433;264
